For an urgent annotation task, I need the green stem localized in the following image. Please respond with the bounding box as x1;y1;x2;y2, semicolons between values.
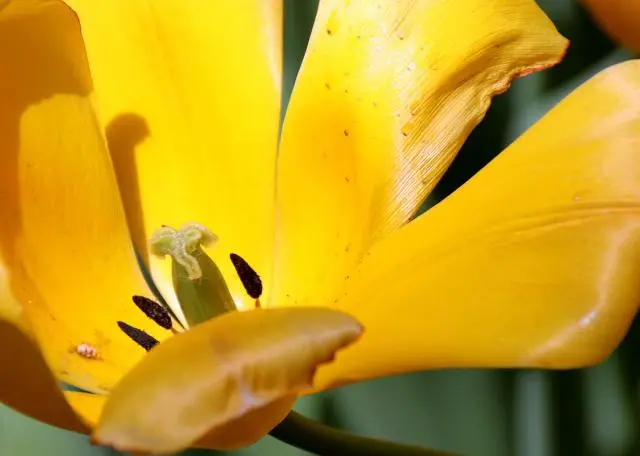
269;411;459;456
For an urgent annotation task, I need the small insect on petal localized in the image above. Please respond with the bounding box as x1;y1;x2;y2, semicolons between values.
117;321;159;352
230;253;263;299
75;343;98;359
132;295;172;330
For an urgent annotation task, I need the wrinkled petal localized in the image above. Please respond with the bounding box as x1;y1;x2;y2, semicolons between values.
312;61;640;389
93;308;363;453
582;0;640;54
0;0;166;395
64;0;282;315
273;0;567;309
66;391;296;451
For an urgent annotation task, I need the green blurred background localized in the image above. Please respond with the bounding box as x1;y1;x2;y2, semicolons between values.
2;1;638;455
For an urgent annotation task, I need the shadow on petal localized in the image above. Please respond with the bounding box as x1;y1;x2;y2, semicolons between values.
0;0;160;397
106;113;150;261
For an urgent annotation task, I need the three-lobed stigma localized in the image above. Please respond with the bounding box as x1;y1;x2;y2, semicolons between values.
148;222;217;280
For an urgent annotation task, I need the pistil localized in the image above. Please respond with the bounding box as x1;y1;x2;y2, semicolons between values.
149;223;236;327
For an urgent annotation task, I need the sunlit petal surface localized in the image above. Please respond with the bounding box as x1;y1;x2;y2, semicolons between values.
273;0;567;309
93;308;362;452
64;0;282;313
0;0;165;396
582;0;640;54
313;61;640;389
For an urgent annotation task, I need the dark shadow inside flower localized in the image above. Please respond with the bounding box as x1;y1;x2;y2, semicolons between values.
106;113;150;262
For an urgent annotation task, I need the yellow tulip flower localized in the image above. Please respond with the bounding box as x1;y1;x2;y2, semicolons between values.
582;0;640;54
1;0;639;454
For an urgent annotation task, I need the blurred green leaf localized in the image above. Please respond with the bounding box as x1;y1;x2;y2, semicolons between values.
0;405;115;456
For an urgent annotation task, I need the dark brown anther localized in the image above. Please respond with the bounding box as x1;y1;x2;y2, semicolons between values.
117;321;159;351
132;295;172;330
230;253;262;299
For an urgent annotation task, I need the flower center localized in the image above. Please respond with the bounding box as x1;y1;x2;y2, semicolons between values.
117;222;262;350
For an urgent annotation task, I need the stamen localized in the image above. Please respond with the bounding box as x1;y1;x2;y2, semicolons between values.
132;295;172;330
117;321;159;351
230;253;263;299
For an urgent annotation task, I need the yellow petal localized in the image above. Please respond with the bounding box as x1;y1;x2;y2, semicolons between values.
194;397;297;450
273;0;567;309
0;258;87;433
64;391;104;427
582;0;640;54
93;308;363;453
66;391;296;451
313;60;640;389
64;0;282;313
0;0;166;395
